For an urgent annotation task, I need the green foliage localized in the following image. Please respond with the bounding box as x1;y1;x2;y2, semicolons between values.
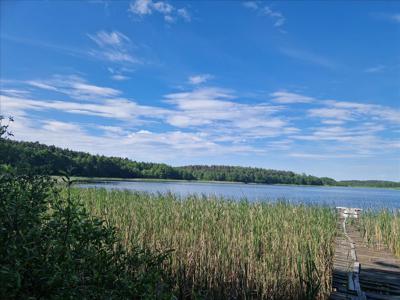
0;139;189;179
2;139;399;188
337;180;400;188
0;174;172;299
0;116;14;140
178;165;336;185
1;139;334;185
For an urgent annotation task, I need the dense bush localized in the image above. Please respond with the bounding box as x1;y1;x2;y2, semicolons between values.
0;174;173;299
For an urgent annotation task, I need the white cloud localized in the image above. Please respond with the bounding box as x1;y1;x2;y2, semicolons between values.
42;120;82;132
289;152;368;159
320;119;345;125
26;75;121;100
3;78;399;167
307;100;400;126
88;30;138;64
323;100;400;124
271;91;315;103
27;81;59;92
8;116;262;163
108;67;132;81
163;87;292;140
188;74;213;85
100;50;138;63
129;0;191;22
1;89;31;98
263;6;285;27
243;2;286;28
177;8;191;22
164;15;175;23
153;1;173;14
243;2;258;10
111;74;130;81
308;107;352;121
270;91;400;158
0;94;169;122
71;82;120;98
88;31;130;47
129;0;153;15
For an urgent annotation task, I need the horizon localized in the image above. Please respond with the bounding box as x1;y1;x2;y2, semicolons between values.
1;1;399;181
6;138;400;183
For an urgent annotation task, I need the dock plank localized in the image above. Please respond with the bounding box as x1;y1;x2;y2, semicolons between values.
331;209;400;300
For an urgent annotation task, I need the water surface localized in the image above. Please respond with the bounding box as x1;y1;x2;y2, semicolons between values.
77;180;400;209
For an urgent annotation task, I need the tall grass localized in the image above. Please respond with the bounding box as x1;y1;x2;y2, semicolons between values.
359;210;400;257
77;188;337;299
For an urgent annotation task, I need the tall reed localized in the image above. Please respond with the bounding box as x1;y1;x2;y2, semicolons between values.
77;188;337;299
359;209;400;257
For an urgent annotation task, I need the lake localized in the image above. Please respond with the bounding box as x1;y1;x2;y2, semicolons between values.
77;180;400;209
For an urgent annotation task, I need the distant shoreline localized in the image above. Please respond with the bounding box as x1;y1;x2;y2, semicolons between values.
64;176;400;190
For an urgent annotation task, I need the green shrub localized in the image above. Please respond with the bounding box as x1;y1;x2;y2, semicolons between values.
0;174;173;299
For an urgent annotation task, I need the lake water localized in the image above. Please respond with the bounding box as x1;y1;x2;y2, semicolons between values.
77;180;400;210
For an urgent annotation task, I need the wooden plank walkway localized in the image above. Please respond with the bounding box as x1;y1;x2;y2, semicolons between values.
330;209;400;300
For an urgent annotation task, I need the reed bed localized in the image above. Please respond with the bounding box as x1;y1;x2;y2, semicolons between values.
76;188;337;299
359;210;400;257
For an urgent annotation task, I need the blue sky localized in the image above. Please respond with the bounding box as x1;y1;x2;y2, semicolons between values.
1;0;399;180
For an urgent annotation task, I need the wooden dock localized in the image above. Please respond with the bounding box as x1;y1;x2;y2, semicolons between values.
330;208;400;300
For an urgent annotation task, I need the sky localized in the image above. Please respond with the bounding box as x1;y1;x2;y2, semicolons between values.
0;0;399;181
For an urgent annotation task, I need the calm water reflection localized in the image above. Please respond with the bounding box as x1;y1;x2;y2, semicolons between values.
77;180;400;209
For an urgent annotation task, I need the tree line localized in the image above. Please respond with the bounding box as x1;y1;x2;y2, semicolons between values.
1;139;399;188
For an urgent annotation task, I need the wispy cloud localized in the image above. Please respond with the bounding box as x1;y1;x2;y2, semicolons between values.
243;1;258;10
270;91;315;104
88;30;138;64
0;89;31;98
10;116;263;162
308;107;353;121
263;6;285;27
163;87;294;141
129;0;191;23
88;31;130;47
289;152;370;159
280;47;337;69
1;94;169;123
26;75;121;100
283;92;400;157
188;74;213;85
2;77;399;168
243;2;286;28
317;100;400;124
108;67;133;81
111;74;130;81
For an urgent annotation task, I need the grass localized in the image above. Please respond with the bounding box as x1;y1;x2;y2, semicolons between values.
359;209;400;257
77;188;338;299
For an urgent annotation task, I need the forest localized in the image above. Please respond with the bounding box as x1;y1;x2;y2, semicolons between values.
1;139;399;188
